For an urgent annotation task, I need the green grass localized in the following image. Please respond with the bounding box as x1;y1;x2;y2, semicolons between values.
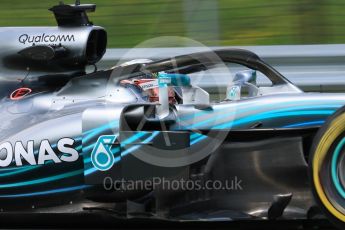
0;0;343;47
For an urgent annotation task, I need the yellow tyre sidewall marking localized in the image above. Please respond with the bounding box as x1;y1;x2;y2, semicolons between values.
313;113;345;222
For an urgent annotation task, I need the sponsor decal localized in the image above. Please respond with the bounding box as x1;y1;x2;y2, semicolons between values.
91;135;117;171
138;79;158;91
158;77;171;86
10;87;32;100
227;85;241;100
0;138;79;167
18;33;75;45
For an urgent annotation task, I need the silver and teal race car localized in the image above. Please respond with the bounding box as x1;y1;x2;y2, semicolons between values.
0;1;345;229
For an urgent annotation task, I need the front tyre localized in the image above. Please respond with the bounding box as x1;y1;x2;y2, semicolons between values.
310;106;345;229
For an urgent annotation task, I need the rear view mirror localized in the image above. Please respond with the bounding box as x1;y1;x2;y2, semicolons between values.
226;70;258;100
233;70;257;85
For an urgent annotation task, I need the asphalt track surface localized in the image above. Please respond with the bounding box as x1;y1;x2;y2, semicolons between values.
0;213;337;229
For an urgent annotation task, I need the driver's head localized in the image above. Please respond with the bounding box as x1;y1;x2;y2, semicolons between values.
120;71;177;104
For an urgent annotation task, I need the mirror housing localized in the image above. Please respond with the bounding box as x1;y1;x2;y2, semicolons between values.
233;70;257;85
226;70;258;100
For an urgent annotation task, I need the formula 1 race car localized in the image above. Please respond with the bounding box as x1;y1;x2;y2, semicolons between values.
1;1;345;229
